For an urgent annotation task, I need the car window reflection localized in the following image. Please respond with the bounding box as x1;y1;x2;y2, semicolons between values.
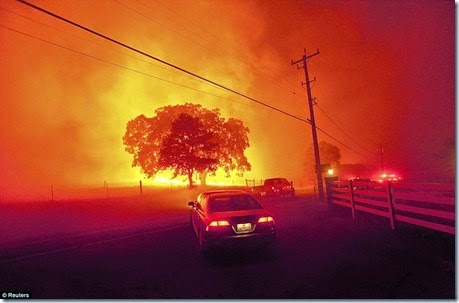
209;195;262;212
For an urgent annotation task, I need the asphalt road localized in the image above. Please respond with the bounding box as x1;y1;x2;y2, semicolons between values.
0;196;455;299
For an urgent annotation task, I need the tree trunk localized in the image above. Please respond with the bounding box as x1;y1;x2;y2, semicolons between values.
199;171;208;187
187;171;194;189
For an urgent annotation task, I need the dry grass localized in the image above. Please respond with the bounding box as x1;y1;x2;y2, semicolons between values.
0;185;257;246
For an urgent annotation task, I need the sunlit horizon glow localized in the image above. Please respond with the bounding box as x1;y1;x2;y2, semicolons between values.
152;169;246;187
0;0;454;195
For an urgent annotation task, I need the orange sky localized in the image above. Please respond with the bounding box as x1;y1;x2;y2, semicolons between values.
0;0;455;189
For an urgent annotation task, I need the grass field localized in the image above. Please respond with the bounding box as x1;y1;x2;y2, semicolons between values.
1;185;455;299
0;185;315;247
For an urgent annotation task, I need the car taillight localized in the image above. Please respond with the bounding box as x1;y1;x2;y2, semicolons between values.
258;216;274;223
206;220;230;231
209;220;230;226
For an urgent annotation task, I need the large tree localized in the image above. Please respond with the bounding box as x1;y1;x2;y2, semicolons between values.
123;103;251;186
159;113;218;187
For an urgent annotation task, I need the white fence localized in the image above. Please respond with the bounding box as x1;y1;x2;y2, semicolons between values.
330;180;455;234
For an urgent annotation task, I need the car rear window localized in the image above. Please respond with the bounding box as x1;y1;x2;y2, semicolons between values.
208;195;262;212
265;178;288;186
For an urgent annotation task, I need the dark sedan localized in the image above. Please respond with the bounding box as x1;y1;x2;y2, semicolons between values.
187;190;276;254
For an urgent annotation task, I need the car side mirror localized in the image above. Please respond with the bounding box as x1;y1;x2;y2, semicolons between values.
188;201;195;207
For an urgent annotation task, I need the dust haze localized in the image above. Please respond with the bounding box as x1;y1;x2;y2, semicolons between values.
0;0;454;193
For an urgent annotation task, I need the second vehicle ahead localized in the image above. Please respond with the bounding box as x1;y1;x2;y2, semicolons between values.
251;177;295;199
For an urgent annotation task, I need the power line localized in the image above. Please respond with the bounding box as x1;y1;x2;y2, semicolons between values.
1;4;235;92
0;8;296;118
16;0;312;125
0;6;198;84
13;0;375;161
116;0;305;100
111;0;222;62
146;0;231;53
0;24;256;109
3;23;371;161
144;0;301;89
0;5;274;114
315;102;375;155
314;124;373;160
0;0;306;121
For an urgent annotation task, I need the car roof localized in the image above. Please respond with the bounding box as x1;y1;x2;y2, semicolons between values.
202;190;250;198
202;190;249;197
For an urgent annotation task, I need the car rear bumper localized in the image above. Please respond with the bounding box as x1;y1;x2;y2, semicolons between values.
203;230;276;250
266;190;295;198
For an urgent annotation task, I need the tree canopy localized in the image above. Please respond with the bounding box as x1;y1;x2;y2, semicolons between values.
123;103;251;187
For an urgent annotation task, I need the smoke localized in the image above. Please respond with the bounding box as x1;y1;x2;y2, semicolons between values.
0;0;454;191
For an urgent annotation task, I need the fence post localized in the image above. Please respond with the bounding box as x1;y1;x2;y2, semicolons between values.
349;180;355;219
325;176;339;204
386;182;396;230
139;180;143;195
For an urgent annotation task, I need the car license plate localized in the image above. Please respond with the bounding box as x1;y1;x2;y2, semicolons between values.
237;223;252;233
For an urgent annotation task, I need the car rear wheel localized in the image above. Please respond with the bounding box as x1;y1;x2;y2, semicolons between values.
189;213;194;231
198;229;209;254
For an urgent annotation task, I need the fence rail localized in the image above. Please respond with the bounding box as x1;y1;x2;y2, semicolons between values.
0;182;179;203
329;180;455;234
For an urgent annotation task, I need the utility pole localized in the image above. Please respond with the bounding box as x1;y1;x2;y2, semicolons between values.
292;48;324;201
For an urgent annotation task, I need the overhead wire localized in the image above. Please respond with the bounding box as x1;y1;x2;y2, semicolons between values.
116;0;298;98
126;0;304;97
146;0;301;85
12;0;375;160
0;24;257;110
315;103;376;155
295;79;374;159
314;125;372;160
111;0;224;64
0;6;211;87
0;6;288;118
16;0;312;125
